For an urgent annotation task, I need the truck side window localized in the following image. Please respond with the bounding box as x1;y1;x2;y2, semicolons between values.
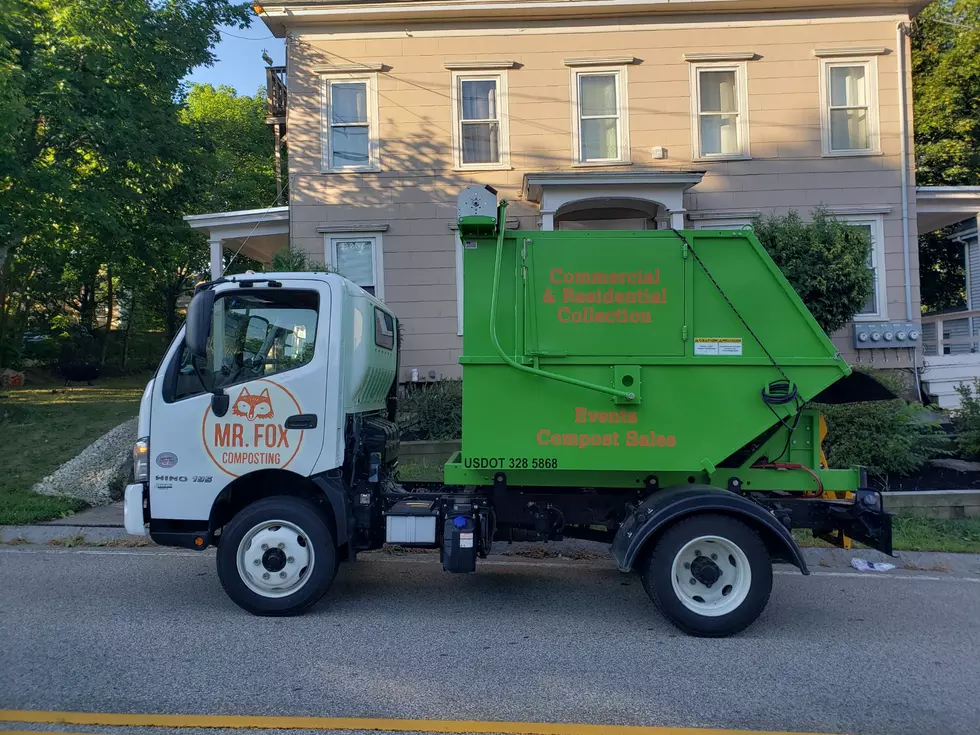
171;289;319;401
374;308;395;350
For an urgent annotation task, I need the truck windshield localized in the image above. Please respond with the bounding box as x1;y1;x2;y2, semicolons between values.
173;289;318;400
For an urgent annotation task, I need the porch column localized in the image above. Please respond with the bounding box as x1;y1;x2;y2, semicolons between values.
209;236;223;280
539;211;555;231
669;209;687;229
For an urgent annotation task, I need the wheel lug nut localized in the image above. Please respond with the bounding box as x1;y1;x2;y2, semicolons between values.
279;571;287;579
287;556;295;563
683;562;690;569
694;549;701;556
253;559;260;566
261;543;269;550
690;578;696;585
278;542;285;549
711;553;718;560
262;572;270;580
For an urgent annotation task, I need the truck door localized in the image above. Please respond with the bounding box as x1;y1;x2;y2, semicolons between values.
149;281;331;521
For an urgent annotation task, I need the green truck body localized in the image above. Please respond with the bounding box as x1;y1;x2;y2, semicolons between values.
446;197;856;495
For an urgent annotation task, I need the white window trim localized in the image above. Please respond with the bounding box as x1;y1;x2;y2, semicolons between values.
819;57;880;157
324;232;386;301
569;65;631;166
837;213;886;320
320;72;381;173
450;70;511;171
689;61;750;161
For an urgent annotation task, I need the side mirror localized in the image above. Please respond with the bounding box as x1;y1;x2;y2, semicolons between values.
186;290;216;360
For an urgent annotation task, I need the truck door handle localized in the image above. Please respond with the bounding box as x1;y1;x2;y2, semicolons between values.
284;414;317;430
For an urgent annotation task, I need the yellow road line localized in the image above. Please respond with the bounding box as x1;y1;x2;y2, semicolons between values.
0;710;835;735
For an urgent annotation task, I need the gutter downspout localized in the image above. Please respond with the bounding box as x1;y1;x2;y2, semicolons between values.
898;21;913;322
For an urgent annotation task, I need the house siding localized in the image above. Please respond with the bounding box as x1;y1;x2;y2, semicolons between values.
284;9;917;380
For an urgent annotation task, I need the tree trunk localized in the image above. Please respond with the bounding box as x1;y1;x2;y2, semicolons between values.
100;265;114;367
121;290;137;372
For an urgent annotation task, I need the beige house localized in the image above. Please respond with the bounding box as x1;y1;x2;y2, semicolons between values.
187;0;980;384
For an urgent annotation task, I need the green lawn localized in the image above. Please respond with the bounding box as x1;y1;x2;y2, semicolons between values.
0;374;149;525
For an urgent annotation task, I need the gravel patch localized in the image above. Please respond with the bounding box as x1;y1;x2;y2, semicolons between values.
30;417;137;506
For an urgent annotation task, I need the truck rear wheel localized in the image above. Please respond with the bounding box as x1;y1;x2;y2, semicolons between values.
641;514;772;637
217;496;336;616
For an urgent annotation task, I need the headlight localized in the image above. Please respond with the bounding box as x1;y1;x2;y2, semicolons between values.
134;437;150;483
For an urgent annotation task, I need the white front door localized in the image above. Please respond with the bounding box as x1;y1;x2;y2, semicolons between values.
148;281;331;520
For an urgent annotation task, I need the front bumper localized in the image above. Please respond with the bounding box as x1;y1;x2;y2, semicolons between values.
124;483;147;535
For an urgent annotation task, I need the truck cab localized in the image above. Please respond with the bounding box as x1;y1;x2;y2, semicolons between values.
127;273;399;612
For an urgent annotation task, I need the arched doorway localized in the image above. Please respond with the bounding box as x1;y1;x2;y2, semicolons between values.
555;197;664;231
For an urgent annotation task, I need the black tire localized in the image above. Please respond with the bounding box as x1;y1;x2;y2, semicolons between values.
217;495;337;616
640;513;772;637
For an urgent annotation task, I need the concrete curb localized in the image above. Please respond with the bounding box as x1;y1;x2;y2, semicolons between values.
4;526;980;576
0;524;145;545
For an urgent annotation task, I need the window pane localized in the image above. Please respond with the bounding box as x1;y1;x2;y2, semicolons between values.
849;223;877;314
335;239;375;288
700;114;739;155
461;122;499;164
461;80;497;121
699;71;737;113
581;117;618;160
331;82;367;124
830;66;866;107
331;126;370;166
580;74;617;117
830;108;868;150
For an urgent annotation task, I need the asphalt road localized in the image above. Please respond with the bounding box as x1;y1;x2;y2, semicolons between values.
1;546;978;735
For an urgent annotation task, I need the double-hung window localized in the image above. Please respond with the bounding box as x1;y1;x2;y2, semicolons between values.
326;234;385;300
322;75;380;171
691;63;749;159
820;58;879;156
452;73;509;169
571;68;629;164
838;214;885;318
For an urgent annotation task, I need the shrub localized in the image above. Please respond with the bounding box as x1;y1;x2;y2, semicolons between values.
267;249;329;272
398;380;462;441
753;209;874;334
952;380;980;460
817;368;947;482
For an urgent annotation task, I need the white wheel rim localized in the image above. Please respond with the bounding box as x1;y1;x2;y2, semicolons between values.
670;535;751;617
236;519;315;599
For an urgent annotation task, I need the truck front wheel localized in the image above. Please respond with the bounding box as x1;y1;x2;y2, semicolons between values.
641;514;772;637
217;496;337;616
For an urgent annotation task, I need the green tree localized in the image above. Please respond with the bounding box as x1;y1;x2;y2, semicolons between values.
181;83;278;212
912;1;980;312
753;210;874;335
0;0;250;365
912;0;980;187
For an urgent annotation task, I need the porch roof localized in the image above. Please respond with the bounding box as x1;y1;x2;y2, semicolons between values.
916;187;980;235
184;206;290;278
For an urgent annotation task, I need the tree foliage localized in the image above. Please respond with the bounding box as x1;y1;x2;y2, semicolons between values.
752;210;875;335
912;0;980;187
0;0;280;370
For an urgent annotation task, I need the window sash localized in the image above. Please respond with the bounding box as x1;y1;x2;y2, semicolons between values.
324;77;376;170
842;220;880;316
695;66;743;158
331;237;377;295
577;72;622;162
824;62;874;153
454;74;506;168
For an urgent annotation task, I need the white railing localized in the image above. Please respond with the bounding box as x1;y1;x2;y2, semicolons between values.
921;308;980;355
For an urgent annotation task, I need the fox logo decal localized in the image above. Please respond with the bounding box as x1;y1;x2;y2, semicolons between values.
231;386;274;422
